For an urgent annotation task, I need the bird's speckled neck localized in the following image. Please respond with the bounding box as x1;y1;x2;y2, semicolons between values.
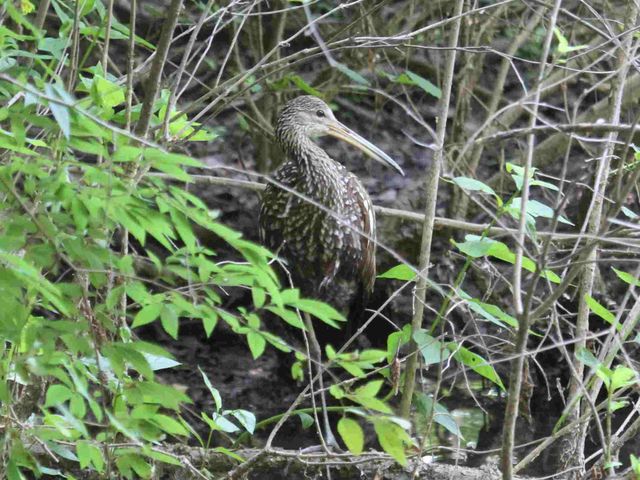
277;127;336;175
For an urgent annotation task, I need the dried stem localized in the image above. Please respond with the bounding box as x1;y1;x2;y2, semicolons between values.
560;9;638;476
501;1;562;477
399;0;465;419
101;0;114;75
135;0;184;138
125;0;137;131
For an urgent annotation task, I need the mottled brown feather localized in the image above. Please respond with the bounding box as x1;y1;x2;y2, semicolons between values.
259;96;379;309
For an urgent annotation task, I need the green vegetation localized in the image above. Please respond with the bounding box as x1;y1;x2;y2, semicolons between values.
1;0;639;479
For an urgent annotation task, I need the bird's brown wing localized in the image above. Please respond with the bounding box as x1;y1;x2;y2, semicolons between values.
259;163;296;253
347;174;376;294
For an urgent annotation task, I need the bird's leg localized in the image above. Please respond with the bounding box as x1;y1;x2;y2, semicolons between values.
302;312;339;451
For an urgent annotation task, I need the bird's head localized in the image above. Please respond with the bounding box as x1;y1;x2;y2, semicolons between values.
275;95;404;175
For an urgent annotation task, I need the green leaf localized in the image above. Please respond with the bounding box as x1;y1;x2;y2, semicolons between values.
553;27;588;54
199;367;223;411
452;176;496;196
76;440;91;469
458;290;519;330
414;393;462;438
160;305;179;339
357;349;387;363
448;343;505;391
394;70;441;98
337;417;364;454
378;264;415;281
144;148;202;168
77;441;104;472
289;75;323;97
92;75;125;109
621;206;638;219
373;419;411;466
291;298;345;328
70;394;86;419
387;324;411;364
210;412;240;433
405;70;442;98
169;209;196;252
247;332;266;359
152;414;189;436
229;409;256;434
132;303;162;328
201;308;218;338
0;252;72;316
45;384;73;407
453;235;561;283
116;452;151;479
112;145;143;163
252;286;266;309
539;268;562;284
610;366;636;392
144;449;182;466
108;205;146;245
413;330;448;364
575;347;600;369
132;404;159;420
354;380;383;398
297;412;314;429
585;295;619;331
453;236;495;258
291;360;304;381
45;83;70;139
508;198;573;225
350;394;392;414
530;179;560;191
212;446;245;462
141;352;181;371
335;62;370;86
337;360;366;378
612;268;640;287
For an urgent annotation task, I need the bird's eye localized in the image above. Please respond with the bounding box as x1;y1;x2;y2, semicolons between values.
316;110;325;118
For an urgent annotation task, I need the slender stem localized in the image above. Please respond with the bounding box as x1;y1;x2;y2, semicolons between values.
561;8;638;474
135;0;184;138
162;0;216;140
302;312;336;451
101;0;114;75
66;0;81;91
453;6;544;220
399;0;464;419
125;0;137;132
501;1;562;477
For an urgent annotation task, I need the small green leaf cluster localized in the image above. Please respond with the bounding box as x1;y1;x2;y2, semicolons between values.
373;162;577;459
330;380;414;465
199;368;256;444
0;5;351;478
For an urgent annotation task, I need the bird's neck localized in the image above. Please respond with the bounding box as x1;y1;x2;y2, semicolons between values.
279;132;334;174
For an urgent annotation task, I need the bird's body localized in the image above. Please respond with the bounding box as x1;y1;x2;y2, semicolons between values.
259;96;402;449
260;140;375;303
259;96;402;307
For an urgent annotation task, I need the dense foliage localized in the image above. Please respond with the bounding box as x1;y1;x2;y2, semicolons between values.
1;0;639;479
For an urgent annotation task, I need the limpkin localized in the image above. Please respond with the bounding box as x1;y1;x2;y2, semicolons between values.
260;95;403;304
259;96;403;449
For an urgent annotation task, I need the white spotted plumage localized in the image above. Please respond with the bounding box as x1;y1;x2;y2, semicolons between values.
259;96;381;306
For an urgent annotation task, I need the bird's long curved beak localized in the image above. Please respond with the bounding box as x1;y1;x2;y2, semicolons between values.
327;121;404;176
